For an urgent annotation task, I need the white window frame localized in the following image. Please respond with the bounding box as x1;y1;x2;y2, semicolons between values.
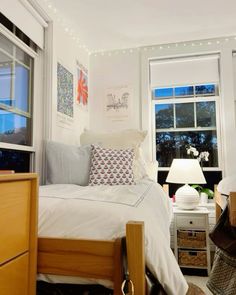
0;24;38;169
152;85;222;171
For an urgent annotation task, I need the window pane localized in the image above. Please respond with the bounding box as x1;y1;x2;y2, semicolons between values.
154;87;173;99
156;131;218;167
155;104;174;129
0;148;30;172
0;33;13;55
14;63;30;112
195;84;216;96
175;86;194;97
197;101;216;127
176;103;194;128
0;51;13;107
16;47;30;66
0;109;31;145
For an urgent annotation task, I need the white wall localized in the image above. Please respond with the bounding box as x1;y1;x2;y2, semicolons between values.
89;38;236;176
49;23;89;145
89;52;140;131
32;4;90;182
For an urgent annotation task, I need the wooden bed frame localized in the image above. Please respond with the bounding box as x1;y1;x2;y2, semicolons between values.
38;183;171;295
37;221;146;295
214;185;236;226
36;184;177;295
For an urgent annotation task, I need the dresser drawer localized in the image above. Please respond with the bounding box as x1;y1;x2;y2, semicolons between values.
0;181;31;264
176;215;206;229
0;252;29;295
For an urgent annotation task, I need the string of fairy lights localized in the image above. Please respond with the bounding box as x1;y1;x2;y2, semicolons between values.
43;0;236;57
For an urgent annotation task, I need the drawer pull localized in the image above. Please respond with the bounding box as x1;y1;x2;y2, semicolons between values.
190;221;193;224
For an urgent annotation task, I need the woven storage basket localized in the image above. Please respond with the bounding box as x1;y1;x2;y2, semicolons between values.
178;250;207;267
177;230;206;248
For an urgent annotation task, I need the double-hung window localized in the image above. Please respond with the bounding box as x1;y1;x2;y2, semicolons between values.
0;24;35;172
150;55;221;170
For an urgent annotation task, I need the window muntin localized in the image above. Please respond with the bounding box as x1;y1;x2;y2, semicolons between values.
153;83;219;168
0;32;33;146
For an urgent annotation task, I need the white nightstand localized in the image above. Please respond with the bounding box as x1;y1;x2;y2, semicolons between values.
173;206;211;275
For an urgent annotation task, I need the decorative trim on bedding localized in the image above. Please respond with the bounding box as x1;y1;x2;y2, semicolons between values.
39;181;154;207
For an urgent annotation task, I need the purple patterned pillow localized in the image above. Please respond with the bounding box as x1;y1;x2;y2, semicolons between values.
89;145;135;186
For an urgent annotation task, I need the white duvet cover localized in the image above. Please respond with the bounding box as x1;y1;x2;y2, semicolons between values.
38;179;188;295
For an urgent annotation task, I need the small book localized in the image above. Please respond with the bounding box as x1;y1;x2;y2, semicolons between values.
0;170;15;174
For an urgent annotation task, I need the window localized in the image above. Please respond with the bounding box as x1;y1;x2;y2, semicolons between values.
0;33;33;146
150;55;220;169
0;31;35;171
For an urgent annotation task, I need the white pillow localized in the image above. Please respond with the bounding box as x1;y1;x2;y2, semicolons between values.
217;175;236;196
80;129;148;181
145;161;159;182
80;129;147;150
46;140;91;185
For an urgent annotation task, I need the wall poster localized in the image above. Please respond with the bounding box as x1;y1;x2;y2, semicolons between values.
104;86;133;121
57;62;74;128
76;60;88;109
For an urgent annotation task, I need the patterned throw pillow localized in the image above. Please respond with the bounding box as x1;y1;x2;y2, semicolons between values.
89;145;135;186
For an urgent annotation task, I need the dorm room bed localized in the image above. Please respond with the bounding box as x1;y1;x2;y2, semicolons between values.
37;180;188;295
38;133;188;295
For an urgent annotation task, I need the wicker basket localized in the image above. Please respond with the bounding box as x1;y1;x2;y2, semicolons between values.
177;230;206;248
178;250;207;267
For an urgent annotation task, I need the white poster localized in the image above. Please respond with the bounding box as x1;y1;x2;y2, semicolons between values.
104;86;133;121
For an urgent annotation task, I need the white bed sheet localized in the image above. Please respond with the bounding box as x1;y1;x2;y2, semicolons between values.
38;179;188;295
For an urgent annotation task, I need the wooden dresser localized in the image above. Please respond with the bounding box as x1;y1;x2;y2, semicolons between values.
0;173;38;295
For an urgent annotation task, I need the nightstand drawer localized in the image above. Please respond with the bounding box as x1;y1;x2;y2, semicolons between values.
176;215;206;228
177;230;206;248
178;250;207;267
0;181;31;264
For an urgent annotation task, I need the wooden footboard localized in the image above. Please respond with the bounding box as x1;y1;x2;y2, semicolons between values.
38;221;145;295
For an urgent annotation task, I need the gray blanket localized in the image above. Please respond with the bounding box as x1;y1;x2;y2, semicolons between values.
207;247;236;295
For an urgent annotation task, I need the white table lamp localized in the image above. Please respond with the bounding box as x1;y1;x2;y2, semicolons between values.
166;159;206;209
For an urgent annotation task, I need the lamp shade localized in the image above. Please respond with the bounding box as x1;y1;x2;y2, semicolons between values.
166;159;206;184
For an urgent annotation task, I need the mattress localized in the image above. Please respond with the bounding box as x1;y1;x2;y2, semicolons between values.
38;179;188;295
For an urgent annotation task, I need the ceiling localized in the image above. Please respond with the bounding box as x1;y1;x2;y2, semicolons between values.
39;0;236;52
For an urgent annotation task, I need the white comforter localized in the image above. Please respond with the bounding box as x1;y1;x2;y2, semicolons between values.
38;179;188;295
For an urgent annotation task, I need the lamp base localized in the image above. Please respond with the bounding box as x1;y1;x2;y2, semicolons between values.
175;184;200;210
